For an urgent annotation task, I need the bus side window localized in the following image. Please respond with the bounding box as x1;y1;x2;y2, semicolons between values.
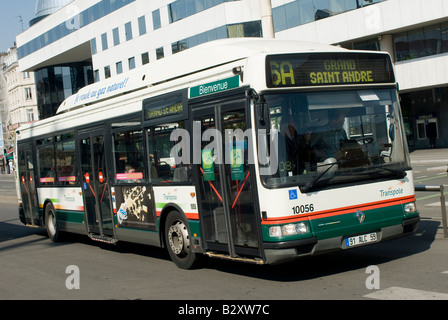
113;129;146;184
56;133;77;185
37;137;56;185
147;121;189;183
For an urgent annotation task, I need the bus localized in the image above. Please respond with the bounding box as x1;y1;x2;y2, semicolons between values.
15;39;420;269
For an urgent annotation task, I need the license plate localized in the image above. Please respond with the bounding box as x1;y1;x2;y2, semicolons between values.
345;232;377;248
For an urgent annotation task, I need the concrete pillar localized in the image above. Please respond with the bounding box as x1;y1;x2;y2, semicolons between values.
379;34;394;62
260;0;274;39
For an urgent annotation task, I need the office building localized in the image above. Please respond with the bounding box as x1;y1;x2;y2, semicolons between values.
15;0;448;149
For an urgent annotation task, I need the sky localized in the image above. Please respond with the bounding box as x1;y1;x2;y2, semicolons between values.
0;0;37;52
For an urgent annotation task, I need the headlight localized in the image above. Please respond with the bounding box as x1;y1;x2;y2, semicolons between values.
295;222;308;233
269;226;282;237
404;202;417;214
269;222;309;238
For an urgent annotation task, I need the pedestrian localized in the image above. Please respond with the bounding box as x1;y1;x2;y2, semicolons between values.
426;122;437;148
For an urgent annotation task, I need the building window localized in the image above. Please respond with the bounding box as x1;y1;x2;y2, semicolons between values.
272;1;300;33
343;38;380;51
171;21;261;54
125;22;133;41
26;109;34;122
101;32;108;51
18;0;136;59
142;52;149;65
152;9;161;30
272;0;385;33
25;87;32;100
354;39;380;51
393;22;448;62
91;38;97;54
168;0;236;24
94;69;100;82
228;21;262;38
105;65;111;79
416;120;426;140
113;27;120;46
116;61;123;74
156;47;164;60
128;57;136;70
138;16;147;36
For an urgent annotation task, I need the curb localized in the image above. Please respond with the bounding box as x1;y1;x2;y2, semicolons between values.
2;196;19;203
427;165;448;172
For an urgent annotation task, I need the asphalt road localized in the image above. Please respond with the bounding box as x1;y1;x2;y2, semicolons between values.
0;149;447;303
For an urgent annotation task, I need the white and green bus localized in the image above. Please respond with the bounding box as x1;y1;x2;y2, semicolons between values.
15;39;419;269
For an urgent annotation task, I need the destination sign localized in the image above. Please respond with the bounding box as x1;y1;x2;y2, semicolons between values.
144;97;184;121
266;53;395;88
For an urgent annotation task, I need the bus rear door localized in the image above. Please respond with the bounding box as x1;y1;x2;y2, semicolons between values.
192;96;263;261
78;127;115;241
17;143;40;226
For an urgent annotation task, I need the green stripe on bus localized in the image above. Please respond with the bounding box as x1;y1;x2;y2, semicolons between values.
56;210;85;224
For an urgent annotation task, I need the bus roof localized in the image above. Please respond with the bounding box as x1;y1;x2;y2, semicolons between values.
56;38;348;114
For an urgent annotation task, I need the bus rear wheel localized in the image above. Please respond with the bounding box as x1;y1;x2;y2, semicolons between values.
45;203;60;242
165;211;200;269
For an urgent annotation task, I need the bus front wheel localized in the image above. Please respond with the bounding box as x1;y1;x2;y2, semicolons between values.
164;211;200;269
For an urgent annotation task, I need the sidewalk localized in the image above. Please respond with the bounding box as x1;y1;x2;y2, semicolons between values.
410;148;448;169
0;173;18;201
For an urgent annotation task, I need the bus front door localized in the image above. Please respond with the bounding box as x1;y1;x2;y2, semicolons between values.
17;143;40;226
79;128;115;240
192;99;262;260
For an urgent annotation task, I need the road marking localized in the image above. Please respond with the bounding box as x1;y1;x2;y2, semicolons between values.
364;287;448;300
424;201;448;207
416;191;448;202
414;175;447;183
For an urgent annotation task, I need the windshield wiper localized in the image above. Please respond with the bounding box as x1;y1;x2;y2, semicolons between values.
300;161;340;193
370;166;408;178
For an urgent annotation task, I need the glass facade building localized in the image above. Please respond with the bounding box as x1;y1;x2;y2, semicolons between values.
272;0;386;33
35;63;93;119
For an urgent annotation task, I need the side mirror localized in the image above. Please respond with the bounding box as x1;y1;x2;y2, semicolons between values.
257;103;269;126
389;123;395;141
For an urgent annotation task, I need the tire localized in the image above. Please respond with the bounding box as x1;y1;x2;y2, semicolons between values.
164;211;201;269
45;203;60;242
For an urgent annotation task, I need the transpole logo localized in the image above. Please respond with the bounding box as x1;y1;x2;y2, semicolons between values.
163;189;178;201
63;190;76;202
379;181;405;198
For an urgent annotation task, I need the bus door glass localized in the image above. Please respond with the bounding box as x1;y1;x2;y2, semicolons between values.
192;99;261;258
18;143;39;226
79;128;114;236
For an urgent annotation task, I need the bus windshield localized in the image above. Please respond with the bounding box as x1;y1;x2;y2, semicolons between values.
261;88;411;190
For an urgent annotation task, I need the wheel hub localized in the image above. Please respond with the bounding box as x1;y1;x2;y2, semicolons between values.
168;220;190;255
